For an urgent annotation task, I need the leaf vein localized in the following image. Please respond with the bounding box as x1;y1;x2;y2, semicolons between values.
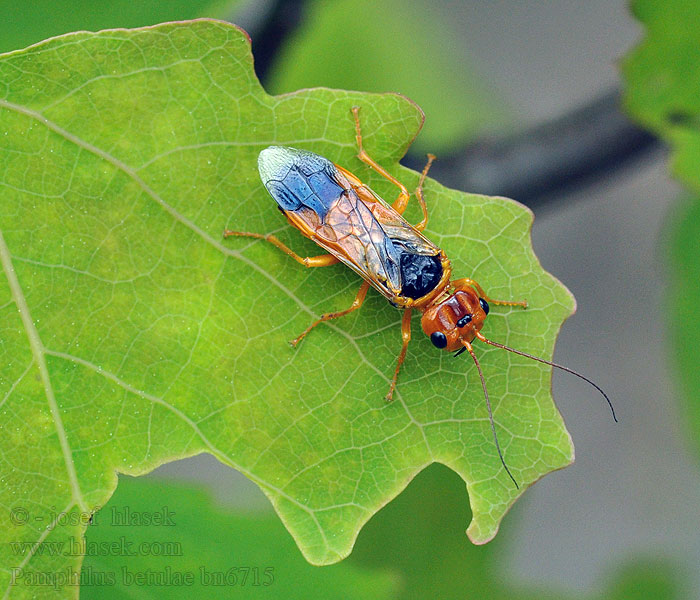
44;349;338;555
0;230;87;513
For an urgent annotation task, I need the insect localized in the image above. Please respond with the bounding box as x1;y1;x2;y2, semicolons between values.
224;107;616;488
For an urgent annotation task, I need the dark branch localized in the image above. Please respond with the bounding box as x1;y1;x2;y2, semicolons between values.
240;0;307;83
403;90;660;208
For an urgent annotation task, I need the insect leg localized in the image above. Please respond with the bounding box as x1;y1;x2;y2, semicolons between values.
223;230;339;268
451;278;528;308
290;281;371;347
351;106;411;215
413;153;436;232
386;308;413;402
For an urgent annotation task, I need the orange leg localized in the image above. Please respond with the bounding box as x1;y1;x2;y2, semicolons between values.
413;153;436;232
452;278;527;308
223;230;339;268
386;308;413;402
291;281;371;347
352;107;437;230
351;106;411;214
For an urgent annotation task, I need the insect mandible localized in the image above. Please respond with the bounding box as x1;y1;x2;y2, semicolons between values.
224;107;616;488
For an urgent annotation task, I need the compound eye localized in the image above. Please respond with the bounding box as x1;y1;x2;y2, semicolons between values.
430;331;448;349
479;298;490;315
456;314;472;328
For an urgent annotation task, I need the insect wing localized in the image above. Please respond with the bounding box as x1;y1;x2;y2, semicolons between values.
258;146;438;298
351;180;439;257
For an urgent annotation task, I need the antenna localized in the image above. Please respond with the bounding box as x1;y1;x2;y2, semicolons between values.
473;331;617;422
462;340;519;489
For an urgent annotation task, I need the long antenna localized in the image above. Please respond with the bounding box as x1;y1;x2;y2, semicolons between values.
473;331;617;422
462;340;519;489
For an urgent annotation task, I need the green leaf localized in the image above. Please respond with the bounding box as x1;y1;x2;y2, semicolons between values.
622;0;700;192
666;198;700;458
80;476;398;599
604;559;687;600
266;0;506;153
0;20;573;596
622;1;700;458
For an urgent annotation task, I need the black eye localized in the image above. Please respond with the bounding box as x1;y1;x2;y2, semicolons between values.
456;314;472;328
479;298;490;315
430;331;447;349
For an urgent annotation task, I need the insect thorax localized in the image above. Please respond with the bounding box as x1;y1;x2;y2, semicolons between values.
398;252;444;299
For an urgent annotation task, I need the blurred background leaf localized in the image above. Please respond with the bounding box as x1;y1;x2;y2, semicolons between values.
623;0;700;459
265;0;506;153
0;0;240;55
623;0;700;192
665;198;700;460
84;469;687;599
82;477;398;599
350;463;687;600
